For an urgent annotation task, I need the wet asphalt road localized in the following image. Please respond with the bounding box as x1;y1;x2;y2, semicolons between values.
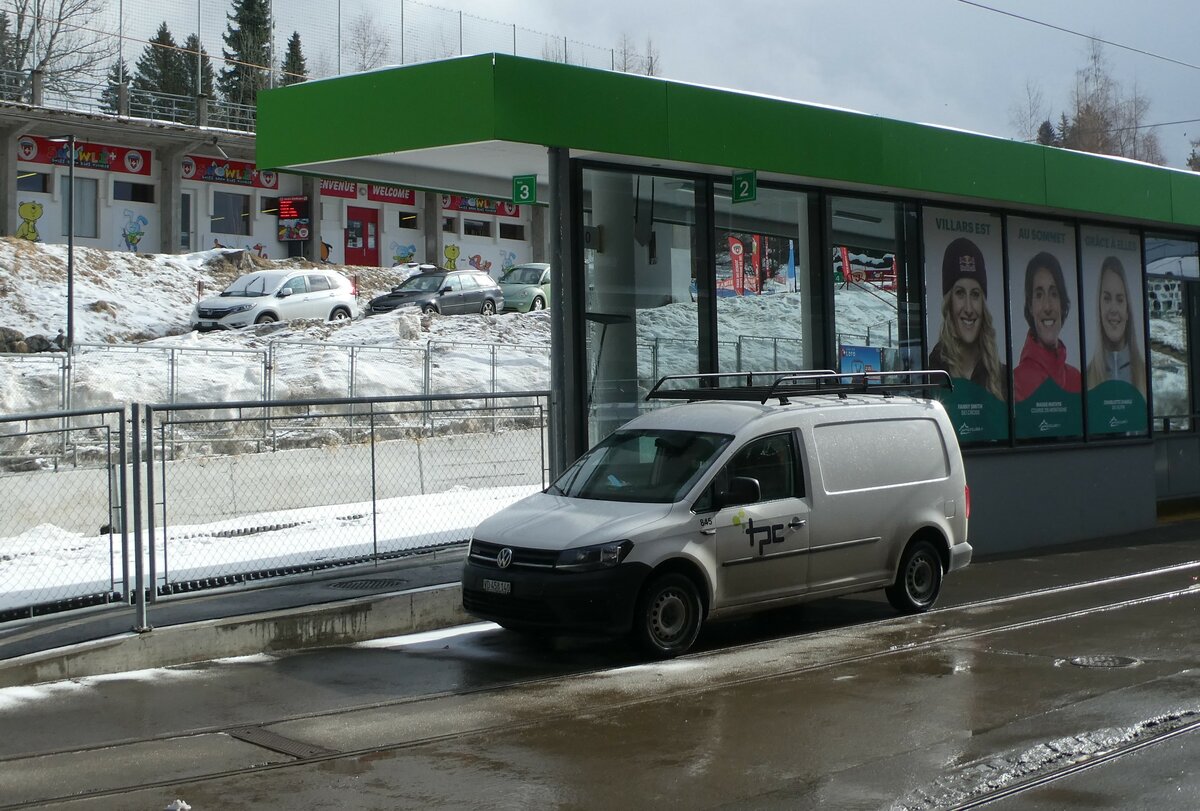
1;535;1198;810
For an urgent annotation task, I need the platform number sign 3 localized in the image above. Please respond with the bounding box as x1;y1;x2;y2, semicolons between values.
732;170;757;204
513;175;537;205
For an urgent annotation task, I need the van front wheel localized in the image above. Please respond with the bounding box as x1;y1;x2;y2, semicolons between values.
886;540;943;613
631;573;702;659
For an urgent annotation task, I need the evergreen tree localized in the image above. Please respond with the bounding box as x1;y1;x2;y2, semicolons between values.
132;22;188;97
1035;120;1059;147
218;0;272;107
99;57;129;113
1189;140;1200;173
0;12;23;101
280;30;307;86
181;33;215;98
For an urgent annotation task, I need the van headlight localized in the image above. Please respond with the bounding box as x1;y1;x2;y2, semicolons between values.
555;540;632;572
226;303;256;315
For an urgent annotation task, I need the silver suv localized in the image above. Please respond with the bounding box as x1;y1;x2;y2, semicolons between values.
192;269;358;330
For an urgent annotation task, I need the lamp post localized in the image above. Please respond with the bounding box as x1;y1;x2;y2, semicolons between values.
50;134;75;350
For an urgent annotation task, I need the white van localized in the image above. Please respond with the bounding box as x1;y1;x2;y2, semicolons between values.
462;371;972;658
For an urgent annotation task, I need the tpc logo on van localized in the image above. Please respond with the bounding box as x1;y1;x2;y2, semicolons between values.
745;518;786;555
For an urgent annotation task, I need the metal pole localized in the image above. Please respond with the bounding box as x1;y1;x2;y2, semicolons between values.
400;0;405;64
369;403;378;559
131;404;149;630
66;135;75;350
459;11;463;55
337;0;341;73
146;404;159;603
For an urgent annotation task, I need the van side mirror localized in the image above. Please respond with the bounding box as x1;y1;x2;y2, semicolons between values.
440;285;452;294
277;288;293;298
715;476;760;509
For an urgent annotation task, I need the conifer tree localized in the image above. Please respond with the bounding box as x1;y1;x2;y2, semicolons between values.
218;0;272;107
280;31;307;86
99;57;129;113
181;33;215;98
132;22;188;97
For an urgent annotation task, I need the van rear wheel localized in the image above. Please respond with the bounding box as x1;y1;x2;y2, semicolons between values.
631;573;702;659
886;540;943;613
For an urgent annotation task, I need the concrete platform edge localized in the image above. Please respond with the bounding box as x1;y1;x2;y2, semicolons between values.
0;583;470;689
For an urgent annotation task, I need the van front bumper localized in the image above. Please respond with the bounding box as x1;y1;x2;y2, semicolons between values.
461;560;652;635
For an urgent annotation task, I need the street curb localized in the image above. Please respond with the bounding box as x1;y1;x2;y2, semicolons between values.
0;583;470;689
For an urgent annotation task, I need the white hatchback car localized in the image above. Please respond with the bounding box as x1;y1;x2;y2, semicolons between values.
192;269;358;330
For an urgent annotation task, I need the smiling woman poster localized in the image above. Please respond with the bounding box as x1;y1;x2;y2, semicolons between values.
1007;216;1082;440
923;207;1008;443
1080;226;1148;436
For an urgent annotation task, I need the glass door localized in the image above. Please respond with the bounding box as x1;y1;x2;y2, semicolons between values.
180;191;194;252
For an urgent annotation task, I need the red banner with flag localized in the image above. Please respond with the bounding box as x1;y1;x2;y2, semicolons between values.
729;236;745;295
748;234;762;293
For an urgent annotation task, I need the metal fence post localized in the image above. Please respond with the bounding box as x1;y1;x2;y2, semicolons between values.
116;409;130;603
369;402;379;560
131;403;150;630
145;404;159;604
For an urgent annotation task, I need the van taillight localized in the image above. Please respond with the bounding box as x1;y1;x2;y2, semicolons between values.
964;484;971;520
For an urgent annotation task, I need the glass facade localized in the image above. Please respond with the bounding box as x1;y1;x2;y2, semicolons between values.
577;163;1184;453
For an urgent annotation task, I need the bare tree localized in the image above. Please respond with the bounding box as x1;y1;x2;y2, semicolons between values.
1009;80;1048;142
1189;139;1200;172
0;0;117;98
615;32;638;72
1033;39;1165;165
346;12;391;72
642;36;660;76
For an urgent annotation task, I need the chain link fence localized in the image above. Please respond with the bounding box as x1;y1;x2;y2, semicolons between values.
143;391;548;597
0;391;549;623
0;407;129;622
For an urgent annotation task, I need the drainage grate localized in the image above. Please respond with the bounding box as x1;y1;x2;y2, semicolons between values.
327;578;410;591
226;726;336;759
1068;655;1141;668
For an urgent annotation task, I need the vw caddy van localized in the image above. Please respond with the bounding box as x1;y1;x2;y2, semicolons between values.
462;371;972;658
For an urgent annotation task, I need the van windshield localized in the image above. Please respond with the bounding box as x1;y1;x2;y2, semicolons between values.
548;429;732;503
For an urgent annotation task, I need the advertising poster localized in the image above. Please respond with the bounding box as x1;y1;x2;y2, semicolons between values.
1079;226;1148;436
840;345;882;375
1007;216;1082;440
276;196;310;242
922;207;1009;443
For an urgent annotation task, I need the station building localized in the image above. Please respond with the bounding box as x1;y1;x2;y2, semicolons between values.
256;53;1200;555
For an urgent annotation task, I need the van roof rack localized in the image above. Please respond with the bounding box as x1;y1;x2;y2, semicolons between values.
646;369;953;405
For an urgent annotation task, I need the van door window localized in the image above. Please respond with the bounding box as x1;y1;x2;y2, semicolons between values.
697;432;802;511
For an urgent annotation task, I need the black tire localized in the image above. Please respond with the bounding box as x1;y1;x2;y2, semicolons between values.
885;540;943;613
329;307;351;322
481;299;496;315
422;303;438;314
255;312;278;324
631;572;703;658
530;296;546;311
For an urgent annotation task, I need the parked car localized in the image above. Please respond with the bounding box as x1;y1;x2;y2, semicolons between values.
366;268;504;315
499;262;551;312
192;269;358;331
461;370;971;658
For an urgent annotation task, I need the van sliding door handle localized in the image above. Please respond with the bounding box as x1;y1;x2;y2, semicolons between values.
700;528;716;536
788;519;806;529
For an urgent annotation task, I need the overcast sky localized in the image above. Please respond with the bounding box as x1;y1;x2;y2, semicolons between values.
421;0;1199;170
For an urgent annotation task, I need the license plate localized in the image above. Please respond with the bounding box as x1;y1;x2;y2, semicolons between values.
481;578;511;595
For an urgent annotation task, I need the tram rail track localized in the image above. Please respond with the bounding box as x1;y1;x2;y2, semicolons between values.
2;557;1198;809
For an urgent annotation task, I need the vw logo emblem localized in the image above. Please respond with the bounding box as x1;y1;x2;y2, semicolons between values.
496;548;513;569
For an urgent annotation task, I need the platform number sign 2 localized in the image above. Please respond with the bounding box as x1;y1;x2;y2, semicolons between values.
513;174;537;205
732;170;757;204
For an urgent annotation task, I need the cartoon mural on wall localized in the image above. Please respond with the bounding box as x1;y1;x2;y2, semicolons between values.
16;201;43;241
444;243;460;269
120;210;149;252
499;251;518;273
391;242;416;265
468;254;492;272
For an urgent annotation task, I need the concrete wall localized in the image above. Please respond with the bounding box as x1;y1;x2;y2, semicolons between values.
965;442;1157;556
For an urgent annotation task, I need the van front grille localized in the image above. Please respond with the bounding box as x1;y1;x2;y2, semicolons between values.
468;540;557;570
